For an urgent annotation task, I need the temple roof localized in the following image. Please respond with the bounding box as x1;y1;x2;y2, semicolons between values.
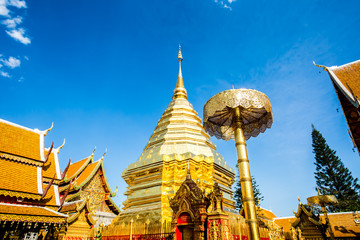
0;119;51;161
60;199;83;213
257;207;277;220
327;60;360;107
275;212;360;239
0;119;65;210
43;149;62;180
60;154;119;214
0;202;67;224
318;60;360;153
123;48;235;175
64;152;94;182
0;156;41;200
40;184;60;207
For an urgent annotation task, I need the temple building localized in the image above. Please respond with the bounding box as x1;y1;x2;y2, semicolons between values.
316;60;360;154
0;119;68;239
274;199;360;239
112;48;237;233
59;150;120;239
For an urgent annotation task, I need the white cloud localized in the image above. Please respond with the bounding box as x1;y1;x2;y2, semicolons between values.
7;0;26;9
214;0;235;10
0;71;10;78
5;28;30;44
0;0;26;17
2;16;22;28
0;0;9;17
2;56;21;68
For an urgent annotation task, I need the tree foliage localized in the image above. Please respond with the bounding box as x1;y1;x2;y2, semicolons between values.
234;173;263;211
312;125;360;212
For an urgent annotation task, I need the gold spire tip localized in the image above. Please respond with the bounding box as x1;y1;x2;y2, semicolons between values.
177;45;183;62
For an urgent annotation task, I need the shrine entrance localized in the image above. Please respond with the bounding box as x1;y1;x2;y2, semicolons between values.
176;212;194;240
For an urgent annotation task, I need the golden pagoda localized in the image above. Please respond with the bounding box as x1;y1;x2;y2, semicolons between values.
113;47;236;233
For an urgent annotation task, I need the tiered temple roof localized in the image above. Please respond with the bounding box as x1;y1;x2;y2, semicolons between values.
59;151;119;229
0;119;67;238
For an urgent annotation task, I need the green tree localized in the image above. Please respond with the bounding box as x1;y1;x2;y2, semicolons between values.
234;173;263;210
312;125;360;212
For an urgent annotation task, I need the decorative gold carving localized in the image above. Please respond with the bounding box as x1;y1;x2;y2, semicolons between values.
0;189;41;200
0;152;43;166
0;213;65;224
80;173;112;214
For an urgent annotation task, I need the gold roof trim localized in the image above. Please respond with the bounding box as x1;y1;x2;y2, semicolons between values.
0;189;41;200
66;198;96;225
0;152;44;167
65;190;82;202
0;214;65;224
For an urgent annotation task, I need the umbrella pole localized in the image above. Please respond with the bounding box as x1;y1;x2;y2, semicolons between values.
321;204;335;240
233;107;261;240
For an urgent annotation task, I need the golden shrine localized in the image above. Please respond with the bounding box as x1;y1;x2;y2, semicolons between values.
59;150;120;239
112;47;237;234
274;198;360;240
0;119;68;239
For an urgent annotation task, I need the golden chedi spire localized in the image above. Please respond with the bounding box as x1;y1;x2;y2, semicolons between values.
118;47;236;230
173;45;187;100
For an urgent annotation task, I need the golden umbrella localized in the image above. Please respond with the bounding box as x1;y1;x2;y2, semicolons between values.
203;89;273;240
307;188;338;240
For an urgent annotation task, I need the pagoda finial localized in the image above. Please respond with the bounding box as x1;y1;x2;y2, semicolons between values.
173;45;187;100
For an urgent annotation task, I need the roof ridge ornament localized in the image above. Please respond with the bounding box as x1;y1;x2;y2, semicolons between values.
91;147;96;156
313;61;328;72
58;139;66;150
100;148;107;161
173;45;188;100
44;122;54;136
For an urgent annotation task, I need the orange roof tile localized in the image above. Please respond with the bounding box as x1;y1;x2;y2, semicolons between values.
258;208;277;220
0;120;41;160
328;60;360;105
43;151;57;179
324;212;359;238
40;184;59;207
74;161;100;189
0;203;66;223
65;157;91;181
0;158;39;196
274;216;296;232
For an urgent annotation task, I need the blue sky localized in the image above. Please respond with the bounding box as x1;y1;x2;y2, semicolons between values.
1;0;360;217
